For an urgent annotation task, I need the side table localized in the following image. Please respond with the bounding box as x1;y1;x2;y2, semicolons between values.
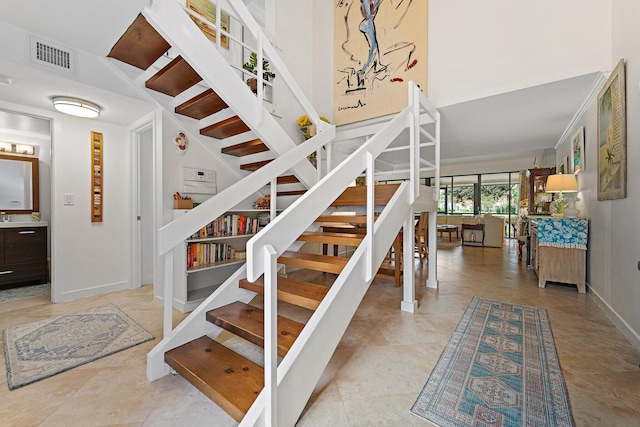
461;223;485;247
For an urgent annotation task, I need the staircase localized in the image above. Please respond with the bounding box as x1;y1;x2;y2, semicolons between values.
107;13;312;198
162;184;400;422
107;1;441;425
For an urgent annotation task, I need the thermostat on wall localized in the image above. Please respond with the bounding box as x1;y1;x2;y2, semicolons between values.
182;167;216;195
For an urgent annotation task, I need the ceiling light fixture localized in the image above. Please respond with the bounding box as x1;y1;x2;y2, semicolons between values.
0;74;12;85
52;96;101;118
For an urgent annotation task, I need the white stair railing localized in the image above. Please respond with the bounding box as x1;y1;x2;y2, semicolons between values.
142;0;335;341
241;82;440;425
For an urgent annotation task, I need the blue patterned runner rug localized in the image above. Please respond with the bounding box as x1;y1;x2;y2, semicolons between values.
4;304;154;390
411;296;574;426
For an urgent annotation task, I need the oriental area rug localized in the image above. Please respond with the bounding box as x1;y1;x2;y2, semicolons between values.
411;296;574;427
4;304;154;390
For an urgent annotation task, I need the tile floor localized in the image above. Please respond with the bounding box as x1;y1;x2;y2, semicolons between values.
1;240;640;426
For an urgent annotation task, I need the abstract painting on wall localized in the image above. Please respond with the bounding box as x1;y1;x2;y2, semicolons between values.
597;59;626;200
334;0;428;125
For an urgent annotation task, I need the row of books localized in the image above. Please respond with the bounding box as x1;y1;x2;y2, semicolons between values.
190;214;260;239
187;242;237;268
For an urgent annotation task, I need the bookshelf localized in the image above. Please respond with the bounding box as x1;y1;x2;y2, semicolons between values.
172;209;274;312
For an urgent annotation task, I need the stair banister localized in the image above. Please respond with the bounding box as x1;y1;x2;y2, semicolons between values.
263;244;278;426
147;0;318;190
256;34;264;124
157;125;334;256
366;152;375;281
225;0;324;128
247;104;418;282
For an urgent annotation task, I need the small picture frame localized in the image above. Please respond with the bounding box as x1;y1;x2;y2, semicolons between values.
557;156;568;175
186;0;230;49
572;126;585;174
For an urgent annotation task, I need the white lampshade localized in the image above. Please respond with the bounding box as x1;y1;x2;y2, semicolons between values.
52;97;101;118
545;174;577;193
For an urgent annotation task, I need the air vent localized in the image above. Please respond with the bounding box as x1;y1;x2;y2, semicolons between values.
30;37;75;73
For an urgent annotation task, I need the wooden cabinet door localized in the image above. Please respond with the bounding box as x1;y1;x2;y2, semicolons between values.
4;228;47;265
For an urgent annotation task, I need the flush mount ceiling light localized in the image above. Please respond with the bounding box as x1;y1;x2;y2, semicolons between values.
52;96;101;118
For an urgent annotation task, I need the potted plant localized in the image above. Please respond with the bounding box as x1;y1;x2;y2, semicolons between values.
296;115;330;167
243;52;275;93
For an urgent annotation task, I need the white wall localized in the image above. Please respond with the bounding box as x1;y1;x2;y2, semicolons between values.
51;114;132;302
555;0;640;345
311;0;612;115
428;0;612;107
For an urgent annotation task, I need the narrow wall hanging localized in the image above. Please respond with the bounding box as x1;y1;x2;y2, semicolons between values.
91;131;103;222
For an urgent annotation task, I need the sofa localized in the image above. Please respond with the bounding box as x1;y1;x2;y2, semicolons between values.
437;214;505;247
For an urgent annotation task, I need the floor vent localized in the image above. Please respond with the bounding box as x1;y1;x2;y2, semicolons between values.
30;37;75;73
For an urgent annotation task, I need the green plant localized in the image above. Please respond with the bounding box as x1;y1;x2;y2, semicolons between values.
605;147;615;165
552;192;567;214
242;52;275;85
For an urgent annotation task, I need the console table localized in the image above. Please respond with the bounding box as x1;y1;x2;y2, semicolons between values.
461;223;485;247
529;218;587;293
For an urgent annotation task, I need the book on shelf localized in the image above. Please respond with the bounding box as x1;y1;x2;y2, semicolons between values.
187;242;237;268
190;213;261;239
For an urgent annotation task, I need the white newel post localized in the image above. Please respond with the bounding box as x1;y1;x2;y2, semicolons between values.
427;212;438;289
366;152;375;281
264;244;278;425
401;209;417;312
163;250;174;337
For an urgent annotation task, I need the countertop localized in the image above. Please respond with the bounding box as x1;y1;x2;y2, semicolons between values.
0;221;48;228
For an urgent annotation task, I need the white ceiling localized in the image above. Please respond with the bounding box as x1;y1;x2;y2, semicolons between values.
0;0;603;164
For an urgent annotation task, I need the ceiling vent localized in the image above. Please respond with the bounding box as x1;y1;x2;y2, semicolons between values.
30;37;75;73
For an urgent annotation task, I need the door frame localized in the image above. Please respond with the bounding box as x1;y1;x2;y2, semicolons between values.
129;110;163;293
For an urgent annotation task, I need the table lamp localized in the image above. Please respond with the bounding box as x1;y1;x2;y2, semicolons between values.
545;173;580;218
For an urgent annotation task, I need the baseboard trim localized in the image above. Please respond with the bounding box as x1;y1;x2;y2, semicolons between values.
58;281;129;302
588;284;640;353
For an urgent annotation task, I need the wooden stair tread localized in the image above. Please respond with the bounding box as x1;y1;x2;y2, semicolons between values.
276;175;300;184
146;56;203;97
278;251;348;274
316;215;371;224
221;139;269;157
277;190;307;197
107;14;170;70
298;232;364;246
240;159;272;171
239;277;329;310
175;88;228;119
201;116;250;139
330;184;400;207
206;302;304;358
164;336;263;422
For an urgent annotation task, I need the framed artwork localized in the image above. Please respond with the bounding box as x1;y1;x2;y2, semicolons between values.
334;0;428;125
597;59;626;200
557;156;568;175
186;0;230;49
91;131;103;223
571;126;585;174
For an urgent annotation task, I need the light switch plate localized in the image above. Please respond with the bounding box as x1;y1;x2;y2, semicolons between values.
64;193;74;206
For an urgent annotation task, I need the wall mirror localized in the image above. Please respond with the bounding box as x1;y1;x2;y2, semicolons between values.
0;153;39;213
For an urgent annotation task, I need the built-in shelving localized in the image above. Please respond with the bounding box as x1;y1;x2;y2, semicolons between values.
172;208;277;312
